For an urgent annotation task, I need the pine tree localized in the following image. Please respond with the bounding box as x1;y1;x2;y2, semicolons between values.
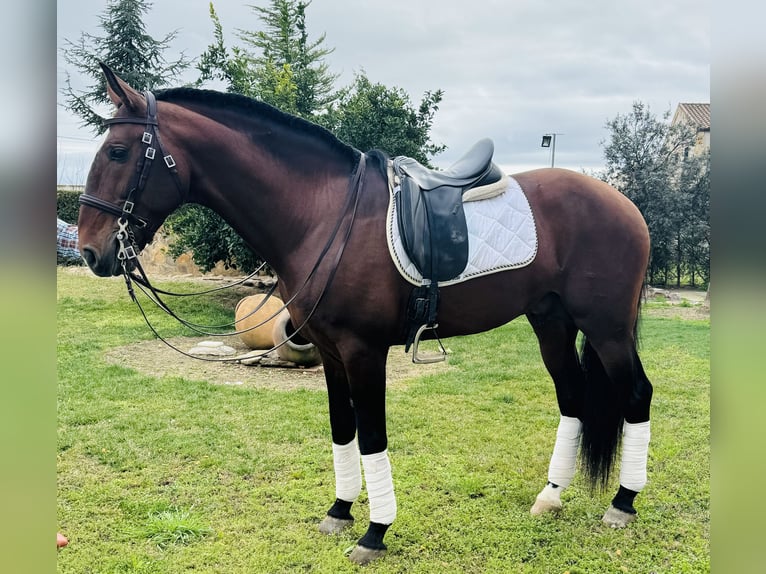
176;1;446;274
239;0;338;116
61;0;190;134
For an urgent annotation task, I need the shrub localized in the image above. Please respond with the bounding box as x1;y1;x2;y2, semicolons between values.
164;204;268;274
57;189;81;223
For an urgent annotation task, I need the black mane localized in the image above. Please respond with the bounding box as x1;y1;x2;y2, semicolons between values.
155;87;359;164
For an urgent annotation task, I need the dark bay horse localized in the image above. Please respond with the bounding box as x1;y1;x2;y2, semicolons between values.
77;64;653;564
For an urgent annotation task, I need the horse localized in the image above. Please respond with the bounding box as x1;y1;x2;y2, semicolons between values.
77;63;653;565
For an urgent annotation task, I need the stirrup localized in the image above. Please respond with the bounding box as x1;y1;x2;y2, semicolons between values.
412;324;447;364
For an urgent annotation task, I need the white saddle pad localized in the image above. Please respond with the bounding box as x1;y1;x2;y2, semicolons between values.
386;176;538;286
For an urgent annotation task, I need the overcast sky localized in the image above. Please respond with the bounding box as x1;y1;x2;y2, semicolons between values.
56;0;710;185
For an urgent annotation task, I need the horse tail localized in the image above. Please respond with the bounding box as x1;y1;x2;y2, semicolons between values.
579;291;645;490
579;336;623;491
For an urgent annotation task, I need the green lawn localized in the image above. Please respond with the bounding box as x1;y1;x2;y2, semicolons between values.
57;268;709;573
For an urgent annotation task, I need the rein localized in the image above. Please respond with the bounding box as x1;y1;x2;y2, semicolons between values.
123;154;366;363
79;90;368;363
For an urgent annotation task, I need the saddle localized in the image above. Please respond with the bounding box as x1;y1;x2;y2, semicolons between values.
392;138;505;361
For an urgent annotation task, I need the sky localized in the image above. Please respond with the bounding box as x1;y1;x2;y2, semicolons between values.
56;0;710;185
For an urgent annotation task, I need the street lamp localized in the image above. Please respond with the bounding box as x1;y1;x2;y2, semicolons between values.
541;133;563;167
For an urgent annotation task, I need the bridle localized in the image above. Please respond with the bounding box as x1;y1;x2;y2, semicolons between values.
79;90;184;264
78;90;368;363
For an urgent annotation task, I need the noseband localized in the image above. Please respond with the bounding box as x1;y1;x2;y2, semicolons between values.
79;90;184;262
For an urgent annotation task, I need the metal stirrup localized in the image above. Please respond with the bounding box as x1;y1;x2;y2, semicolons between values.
411;324;447;364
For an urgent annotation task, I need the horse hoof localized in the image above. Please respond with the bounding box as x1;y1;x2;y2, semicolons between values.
530;491;562;516
348;545;386;565
530;496;562;516
602;505;636;528
318;515;354;535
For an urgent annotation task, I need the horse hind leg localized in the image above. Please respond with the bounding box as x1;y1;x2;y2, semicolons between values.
526;295;586;516
594;342;653;528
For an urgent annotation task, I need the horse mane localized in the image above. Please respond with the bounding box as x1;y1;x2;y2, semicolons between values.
155;87;360;164
366;149;390;180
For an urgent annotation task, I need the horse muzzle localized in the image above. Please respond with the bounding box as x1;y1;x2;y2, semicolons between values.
80;240;125;277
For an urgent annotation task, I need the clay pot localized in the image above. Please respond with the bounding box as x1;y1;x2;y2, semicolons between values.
272;310;321;367
234;294;284;349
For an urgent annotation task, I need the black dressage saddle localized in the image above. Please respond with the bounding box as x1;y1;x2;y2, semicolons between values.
392;138;504;357
393;138;504;282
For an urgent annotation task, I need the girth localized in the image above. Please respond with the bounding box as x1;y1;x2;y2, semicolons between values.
392;138;504;356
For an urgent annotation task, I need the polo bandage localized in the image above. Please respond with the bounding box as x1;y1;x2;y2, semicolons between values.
362;450;397;524
332;438;362;502
547;415;582;488
619;420;651;492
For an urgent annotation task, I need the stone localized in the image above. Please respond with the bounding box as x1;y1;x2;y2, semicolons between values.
197;340;225;347
188;343;237;356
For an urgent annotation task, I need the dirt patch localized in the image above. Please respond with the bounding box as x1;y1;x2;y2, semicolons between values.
95;270;706;388
643;302;709;321
644;288;710;321
104;336;452;391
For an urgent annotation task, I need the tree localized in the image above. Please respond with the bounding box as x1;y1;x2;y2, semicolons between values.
197;0;337;116
239;0;338;116
195;3;257;96
180;0;341;274
323;73;445;164
163;203;265;274
600;101;707;286
675;150;710;286
61;0;191;134
171;1;446;274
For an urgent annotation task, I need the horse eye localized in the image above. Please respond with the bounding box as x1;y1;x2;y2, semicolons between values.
108;147;129;162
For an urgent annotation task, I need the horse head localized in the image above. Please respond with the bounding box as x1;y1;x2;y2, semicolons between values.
78;63;188;277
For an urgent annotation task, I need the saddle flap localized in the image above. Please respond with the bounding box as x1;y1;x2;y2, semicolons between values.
395;178;469;282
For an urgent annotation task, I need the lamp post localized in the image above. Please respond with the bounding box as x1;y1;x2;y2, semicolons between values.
541;133;563;167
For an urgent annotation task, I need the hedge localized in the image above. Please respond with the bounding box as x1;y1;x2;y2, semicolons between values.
57;189;81;224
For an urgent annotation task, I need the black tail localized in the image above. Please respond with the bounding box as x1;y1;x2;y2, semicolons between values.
579;338;623;491
579;293;645;490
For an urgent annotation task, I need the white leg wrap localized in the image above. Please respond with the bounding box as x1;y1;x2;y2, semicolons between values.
332;438;362;502
619;420;651;492
361;450;397;525
547;415;582;489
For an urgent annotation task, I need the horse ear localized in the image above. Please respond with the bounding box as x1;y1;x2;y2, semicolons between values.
99;62;144;113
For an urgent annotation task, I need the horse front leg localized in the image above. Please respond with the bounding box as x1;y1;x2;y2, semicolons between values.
318;351;361;535
342;344;395;565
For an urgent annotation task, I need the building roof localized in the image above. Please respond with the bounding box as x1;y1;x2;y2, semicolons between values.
674;103;710;131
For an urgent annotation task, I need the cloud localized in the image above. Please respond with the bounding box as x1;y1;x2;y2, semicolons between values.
56;0;709;177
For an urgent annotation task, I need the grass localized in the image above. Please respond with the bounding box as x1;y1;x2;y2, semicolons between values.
57;268;709;573
136;506;213;549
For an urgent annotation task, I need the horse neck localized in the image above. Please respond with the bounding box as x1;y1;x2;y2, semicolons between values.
180;114;357;284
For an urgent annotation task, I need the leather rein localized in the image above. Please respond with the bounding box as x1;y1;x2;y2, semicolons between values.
78;90;367;363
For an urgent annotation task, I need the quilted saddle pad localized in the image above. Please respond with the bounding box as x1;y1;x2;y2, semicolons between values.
386;175;538;286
